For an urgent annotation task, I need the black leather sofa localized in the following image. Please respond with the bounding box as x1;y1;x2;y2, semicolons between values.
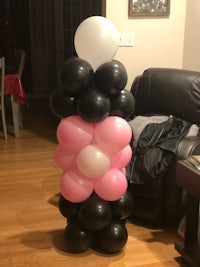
127;68;200;227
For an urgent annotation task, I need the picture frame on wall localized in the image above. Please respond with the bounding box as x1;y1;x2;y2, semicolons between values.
128;0;170;17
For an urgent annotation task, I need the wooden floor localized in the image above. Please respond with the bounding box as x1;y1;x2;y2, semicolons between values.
0;109;190;267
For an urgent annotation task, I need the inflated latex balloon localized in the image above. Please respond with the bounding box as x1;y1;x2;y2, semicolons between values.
60;170;93;203
109;191;135;220
110;145;132;169
77;144;110;178
50;89;77;119
110;89;135;119
60;57;94;95
56;116;94;152
94;220;128;253
64;220;92;253
54;144;76;171
74;16;119;71
94;169;128;201
58;194;80;219
77;87;110;123
121;167;126;176
95;60;128;96
94;116;132;153
78;194;112;231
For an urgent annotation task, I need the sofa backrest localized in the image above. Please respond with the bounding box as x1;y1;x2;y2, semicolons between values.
131;68;200;125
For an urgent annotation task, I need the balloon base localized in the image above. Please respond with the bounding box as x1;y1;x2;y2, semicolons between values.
59;192;134;254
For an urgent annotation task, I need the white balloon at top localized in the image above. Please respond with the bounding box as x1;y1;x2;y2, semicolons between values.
74;16;119;71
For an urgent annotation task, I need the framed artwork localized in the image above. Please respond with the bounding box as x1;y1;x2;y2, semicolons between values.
128;0;170;17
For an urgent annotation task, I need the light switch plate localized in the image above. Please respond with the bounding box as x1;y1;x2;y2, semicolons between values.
119;32;134;47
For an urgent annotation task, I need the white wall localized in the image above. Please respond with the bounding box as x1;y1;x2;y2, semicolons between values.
105;0;186;90
182;0;200;71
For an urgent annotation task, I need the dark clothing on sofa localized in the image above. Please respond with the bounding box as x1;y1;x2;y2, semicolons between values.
129;116;191;184
127;116;192;225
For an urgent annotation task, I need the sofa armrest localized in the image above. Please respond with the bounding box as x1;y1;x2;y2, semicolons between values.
177;136;200;159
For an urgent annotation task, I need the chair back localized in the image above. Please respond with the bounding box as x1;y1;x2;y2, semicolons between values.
0;57;7;139
0;57;5;98
13;48;26;78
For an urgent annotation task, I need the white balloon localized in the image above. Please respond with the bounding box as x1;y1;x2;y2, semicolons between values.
74;16;119;71
77;144;110;178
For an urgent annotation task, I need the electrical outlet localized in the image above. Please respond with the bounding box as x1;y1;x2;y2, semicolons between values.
119;32;134;47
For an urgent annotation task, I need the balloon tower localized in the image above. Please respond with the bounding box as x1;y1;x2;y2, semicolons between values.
50;16;135;254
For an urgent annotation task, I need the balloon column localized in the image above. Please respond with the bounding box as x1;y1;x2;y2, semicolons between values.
50;16;135;254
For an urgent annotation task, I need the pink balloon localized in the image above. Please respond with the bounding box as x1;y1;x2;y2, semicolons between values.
94;116;132;153
110;145;132;169
60;170;93;203
77;144;110;177
94;169;128;201
121;168;126;176
56;116;94;152
54;144;77;171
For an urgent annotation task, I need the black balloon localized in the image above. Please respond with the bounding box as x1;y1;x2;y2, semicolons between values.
94;220;128;254
109;191;135;220
94;60;128;96
50;89;77;119
58;194;80;220
60;57;94;95
110;89;135;119
77;87;110;123
64;220;92;253
78;194;112;231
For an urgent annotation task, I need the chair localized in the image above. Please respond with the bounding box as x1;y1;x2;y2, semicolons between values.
0;57;7;139
10;48;26;136
127;68;200;228
11;48;26;131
